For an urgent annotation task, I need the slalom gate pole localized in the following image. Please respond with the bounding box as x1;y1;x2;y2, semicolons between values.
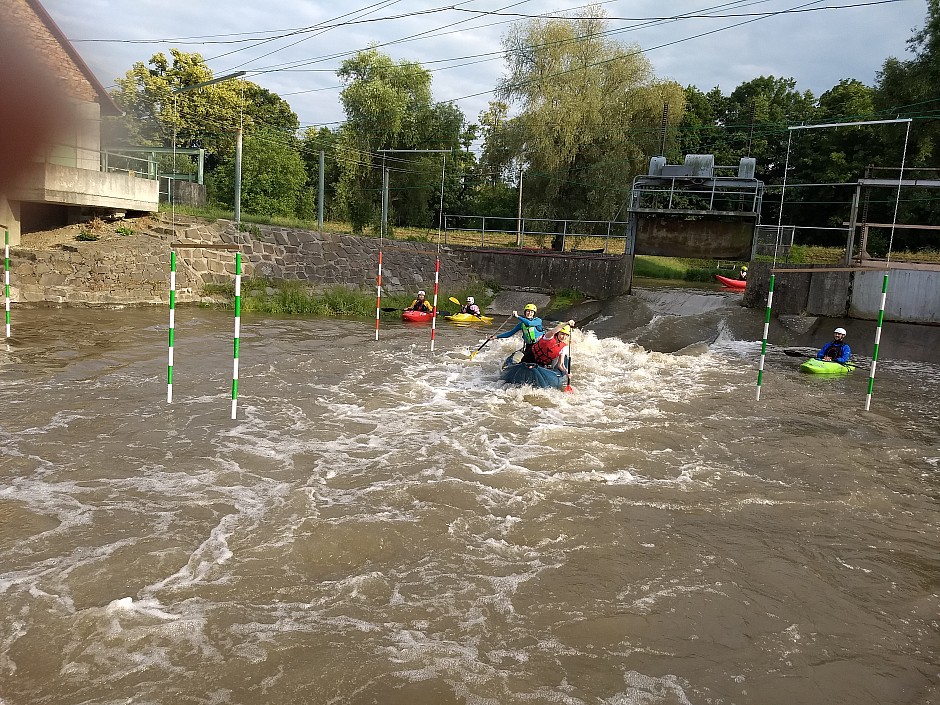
755;273;775;400
375;250;382;341
4;230;10;338
864;273;888;411
231;252;242;420
430;256;440;352
167;251;176;402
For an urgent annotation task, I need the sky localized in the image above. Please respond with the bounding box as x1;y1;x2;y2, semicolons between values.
42;0;927;132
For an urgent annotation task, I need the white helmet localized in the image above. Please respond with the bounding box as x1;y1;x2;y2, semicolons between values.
417;290;426;296
834;327;847;335
467;296;474;304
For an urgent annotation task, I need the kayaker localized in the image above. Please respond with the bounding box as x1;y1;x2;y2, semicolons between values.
526;321;575;375
406;290;432;313
739;265;748;280
817;327;851;363
460;296;482;317
490;303;543;356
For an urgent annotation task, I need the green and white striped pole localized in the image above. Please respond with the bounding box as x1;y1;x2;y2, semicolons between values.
756;273;775;400
167;251;177;402
231;252;242;420
864;272;889;411
4;230;11;338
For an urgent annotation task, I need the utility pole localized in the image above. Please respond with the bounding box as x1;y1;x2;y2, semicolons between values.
318;150;325;232
516;167;524;247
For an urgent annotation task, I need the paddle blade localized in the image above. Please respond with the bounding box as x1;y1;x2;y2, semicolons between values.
449;296;461;306
564;384;573;393
469;350;479;360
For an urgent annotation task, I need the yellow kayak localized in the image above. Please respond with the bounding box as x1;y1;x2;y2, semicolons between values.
444;313;493;324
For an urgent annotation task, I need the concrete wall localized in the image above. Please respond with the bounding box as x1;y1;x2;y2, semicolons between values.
851;269;939;324
7;219;635;306
453;247;632;298
743;261;940;325
11;163;159;212
635;216;753;259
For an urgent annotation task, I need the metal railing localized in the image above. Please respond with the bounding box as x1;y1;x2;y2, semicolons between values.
443;215;633;255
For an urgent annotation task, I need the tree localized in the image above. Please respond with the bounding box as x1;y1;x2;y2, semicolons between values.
207;128;307;218
334;48;468;234
108;49;299;172
496;6;686;238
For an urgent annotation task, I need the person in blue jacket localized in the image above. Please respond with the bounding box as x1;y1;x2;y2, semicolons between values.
817;327;851;363
490;303;543;357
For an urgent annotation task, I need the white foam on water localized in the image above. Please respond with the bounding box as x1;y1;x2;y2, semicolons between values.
602;671;694;705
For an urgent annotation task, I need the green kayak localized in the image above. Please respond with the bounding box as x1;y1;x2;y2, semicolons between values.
800;359;855;375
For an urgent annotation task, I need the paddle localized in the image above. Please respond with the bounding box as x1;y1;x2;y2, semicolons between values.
469;314;514;360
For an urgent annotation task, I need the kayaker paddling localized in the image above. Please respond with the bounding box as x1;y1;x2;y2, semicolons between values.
817;327;851;364
490;303;543;358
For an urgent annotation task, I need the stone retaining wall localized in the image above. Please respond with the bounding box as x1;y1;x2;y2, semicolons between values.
8;217;634;306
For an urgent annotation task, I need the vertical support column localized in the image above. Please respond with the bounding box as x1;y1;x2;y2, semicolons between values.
430;257;441;352
318;150;325;232
234;127;243;226
864;272;888;411
374;250;383;341
167;251;176;402
231;252;242;420
756;274;775;400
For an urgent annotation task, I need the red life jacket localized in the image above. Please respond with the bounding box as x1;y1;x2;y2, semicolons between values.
531;335;566;366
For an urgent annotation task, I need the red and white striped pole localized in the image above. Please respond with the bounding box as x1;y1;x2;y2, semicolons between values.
374;250;383;341
430;256;440;351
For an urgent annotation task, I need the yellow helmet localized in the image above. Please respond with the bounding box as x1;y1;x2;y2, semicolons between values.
558;324;571;335
524;303;537;312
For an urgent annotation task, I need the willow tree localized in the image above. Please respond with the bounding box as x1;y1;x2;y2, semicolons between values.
496;7;685;227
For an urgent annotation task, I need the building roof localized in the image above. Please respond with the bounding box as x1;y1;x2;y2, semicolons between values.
25;0;123;117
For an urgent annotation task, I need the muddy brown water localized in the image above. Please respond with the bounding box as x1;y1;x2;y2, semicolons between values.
1;291;937;704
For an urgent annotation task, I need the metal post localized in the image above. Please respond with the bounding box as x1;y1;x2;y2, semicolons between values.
845;185;860;264
167;251;176;402
4;229;10;338
516;168;524;247
231;252;242;419
234;127;243;226
318;150;325;232
381;167;389;237
756;274;775;400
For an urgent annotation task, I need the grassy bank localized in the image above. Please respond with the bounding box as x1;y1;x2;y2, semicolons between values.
200;279;495;319
633;256;744;282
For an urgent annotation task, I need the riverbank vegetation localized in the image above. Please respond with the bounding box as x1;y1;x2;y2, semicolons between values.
110;4;940;259
200;278;495;319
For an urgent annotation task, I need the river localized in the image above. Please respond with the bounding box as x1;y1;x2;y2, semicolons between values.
1;286;938;705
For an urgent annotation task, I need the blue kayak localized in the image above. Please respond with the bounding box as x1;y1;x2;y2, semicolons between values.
499;353;568;389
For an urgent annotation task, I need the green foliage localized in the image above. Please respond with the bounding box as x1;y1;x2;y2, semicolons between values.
115;225;135;236
334;48;469;234
108;49;300;185
75;231;99;242
207;128;307;218
495;6;686;237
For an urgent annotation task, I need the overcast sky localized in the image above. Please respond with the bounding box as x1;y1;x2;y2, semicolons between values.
43;0;926;131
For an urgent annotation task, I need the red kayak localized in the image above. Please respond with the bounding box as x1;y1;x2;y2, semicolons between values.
715;274;746;290
402;310;434;323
